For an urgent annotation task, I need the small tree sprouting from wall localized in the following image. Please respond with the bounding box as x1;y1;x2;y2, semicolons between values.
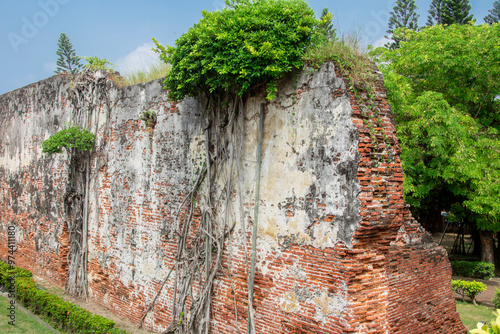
42;125;94;298
42;126;95;154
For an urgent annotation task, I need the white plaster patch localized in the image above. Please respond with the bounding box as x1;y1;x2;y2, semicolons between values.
313;289;347;322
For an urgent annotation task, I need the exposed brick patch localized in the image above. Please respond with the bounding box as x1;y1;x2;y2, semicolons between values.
0;66;465;333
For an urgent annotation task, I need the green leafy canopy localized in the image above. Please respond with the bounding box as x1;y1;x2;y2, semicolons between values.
42;125;95;154
153;0;319;101
373;23;500;229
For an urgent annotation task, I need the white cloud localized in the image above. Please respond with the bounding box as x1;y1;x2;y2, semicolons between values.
115;43;161;75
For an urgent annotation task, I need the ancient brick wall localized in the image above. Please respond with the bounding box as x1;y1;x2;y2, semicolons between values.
0;76;72;286
0;63;465;333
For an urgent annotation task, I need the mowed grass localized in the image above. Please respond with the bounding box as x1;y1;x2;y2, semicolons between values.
0;294;58;333
456;300;496;331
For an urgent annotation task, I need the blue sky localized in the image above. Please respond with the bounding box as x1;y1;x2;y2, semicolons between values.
0;0;494;95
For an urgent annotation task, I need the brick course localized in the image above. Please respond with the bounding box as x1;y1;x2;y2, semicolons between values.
0;65;465;333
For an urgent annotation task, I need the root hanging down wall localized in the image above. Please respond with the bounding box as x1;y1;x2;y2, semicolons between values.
0;63;465;333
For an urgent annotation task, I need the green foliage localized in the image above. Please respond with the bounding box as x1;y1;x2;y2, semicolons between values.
318;8;335;41
485;1;500;24
140;110;157;126
0;261;31;290
0;294;59;333
427;0;473;26
303;33;376;91
0;262;127;333
385;0;419;49
153;0;318;101
427;0;444;26
373;23;500;231
451;261;495;280
82;56;115;70
451;279;487;305
42;125;95;154
470;309;500;334
441;0;474;25
456;301;498;331
55;33;82;74
493;288;500;309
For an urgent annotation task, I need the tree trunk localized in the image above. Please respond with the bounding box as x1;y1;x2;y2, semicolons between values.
417;201;442;233
471;228;481;257
480;230;495;264
495;232;500;268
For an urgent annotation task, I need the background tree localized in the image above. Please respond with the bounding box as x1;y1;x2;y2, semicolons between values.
374;23;500;264
385;0;419;49
427;0;444;26
55;33;82;74
318;7;336;41
484;1;500;24
441;0;474;25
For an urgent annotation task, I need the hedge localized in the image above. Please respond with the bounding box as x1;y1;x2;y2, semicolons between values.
0;261;127;333
451;260;495;280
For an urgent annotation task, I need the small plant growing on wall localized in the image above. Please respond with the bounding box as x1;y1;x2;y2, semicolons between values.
140;110;157;127
42;124;95;299
42;125;95;154
81;56;115;71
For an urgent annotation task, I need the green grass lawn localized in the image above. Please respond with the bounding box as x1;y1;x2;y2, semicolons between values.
456;300;496;331
0;294;58;333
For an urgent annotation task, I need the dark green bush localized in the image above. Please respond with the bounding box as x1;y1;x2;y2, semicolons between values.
0;261;127;333
153;0;320;101
451;260;495;280
0;261;31;289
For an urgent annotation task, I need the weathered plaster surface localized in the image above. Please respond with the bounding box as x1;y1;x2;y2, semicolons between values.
0;64;465;333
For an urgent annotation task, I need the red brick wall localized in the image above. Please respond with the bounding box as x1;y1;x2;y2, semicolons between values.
0;77;72;287
344;69;464;333
0;66;465;333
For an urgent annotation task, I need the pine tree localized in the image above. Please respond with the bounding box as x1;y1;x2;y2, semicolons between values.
318;8;336;41
427;0;444;26
441;0;474;25
55;33;82;74
385;0;420;49
484;1;500;24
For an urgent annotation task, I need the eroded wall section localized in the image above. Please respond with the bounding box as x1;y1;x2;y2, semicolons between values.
0;64;465;333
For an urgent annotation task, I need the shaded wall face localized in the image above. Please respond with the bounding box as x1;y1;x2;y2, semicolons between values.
0;77;74;286
0;65;465;333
